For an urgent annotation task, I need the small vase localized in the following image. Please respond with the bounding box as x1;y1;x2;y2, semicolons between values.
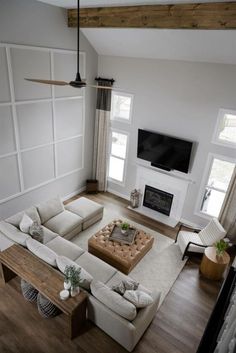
64;280;71;290
70;286;80;297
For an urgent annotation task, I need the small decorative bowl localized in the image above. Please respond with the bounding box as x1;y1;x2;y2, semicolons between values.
59;289;70;300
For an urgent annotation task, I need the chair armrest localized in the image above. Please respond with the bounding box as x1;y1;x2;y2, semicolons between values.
182;242;207;260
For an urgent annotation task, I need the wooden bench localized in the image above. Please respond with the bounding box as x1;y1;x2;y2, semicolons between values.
0;244;87;339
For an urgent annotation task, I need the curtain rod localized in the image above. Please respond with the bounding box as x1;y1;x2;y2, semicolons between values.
95;77;115;83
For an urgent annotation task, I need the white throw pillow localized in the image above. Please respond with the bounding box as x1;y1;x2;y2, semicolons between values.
124;290;154;308
91;280;137;321
0;221;31;247
19;214;34;233
56;256;93;290
6;206;41;229
26;238;57;267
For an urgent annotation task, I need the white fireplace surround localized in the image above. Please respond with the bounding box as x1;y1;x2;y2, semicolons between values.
130;166;190;227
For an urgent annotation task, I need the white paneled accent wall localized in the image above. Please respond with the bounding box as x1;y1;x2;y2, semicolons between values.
0;43;86;204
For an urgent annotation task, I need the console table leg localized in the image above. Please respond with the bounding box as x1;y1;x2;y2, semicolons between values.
0;263;17;284
68;299;87;339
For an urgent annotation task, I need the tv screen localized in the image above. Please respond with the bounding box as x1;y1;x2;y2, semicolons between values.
137;129;193;173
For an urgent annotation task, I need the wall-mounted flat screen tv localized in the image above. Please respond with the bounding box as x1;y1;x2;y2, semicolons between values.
137;129;193;174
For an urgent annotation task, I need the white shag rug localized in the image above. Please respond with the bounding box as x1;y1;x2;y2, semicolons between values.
72;208;186;306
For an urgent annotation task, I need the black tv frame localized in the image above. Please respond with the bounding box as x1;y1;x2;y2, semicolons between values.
137;128;193;174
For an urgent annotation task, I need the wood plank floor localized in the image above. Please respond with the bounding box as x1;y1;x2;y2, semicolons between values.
0;192;227;353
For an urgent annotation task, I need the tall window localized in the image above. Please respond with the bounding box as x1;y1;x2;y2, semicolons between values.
200;156;235;217
108;131;128;184
213;109;236;148
111;91;133;123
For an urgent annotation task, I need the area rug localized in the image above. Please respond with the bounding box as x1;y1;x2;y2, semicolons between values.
72;208;187;306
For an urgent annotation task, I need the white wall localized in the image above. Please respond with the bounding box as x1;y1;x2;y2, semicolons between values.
0;0;98;219
98;55;236;227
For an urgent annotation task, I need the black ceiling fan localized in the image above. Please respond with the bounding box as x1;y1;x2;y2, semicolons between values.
25;0;112;90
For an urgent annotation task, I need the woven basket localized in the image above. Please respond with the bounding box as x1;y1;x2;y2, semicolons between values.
21;279;38;303
37;293;61;318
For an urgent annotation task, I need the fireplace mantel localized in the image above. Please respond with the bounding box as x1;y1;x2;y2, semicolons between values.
129;166;190;227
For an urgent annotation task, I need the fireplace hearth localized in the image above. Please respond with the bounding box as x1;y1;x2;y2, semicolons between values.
143;185;173;216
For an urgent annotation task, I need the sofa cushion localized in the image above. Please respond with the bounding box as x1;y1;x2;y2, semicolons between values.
124;290;154;308
19;214;34;233
0;221;31;247
0;232;14;251
46;236;84;261
6;206;41;228
56;256;93;290
26;238;57;267
37;196;64;224
65;197;104;222
40;226;58;245
91;280;137;321
75;252;116;284
43;210;83;237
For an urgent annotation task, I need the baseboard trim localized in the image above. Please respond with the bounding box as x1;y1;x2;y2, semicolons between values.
107;188;130;201
63;186;86;202
180;218;202;230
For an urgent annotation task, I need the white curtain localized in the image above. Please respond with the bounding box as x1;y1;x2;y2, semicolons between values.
92;80;112;191
219;167;236;243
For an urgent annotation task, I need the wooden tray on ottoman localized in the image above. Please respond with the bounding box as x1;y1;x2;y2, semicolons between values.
88;220;154;274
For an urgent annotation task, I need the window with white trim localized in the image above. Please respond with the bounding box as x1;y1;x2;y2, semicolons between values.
111;91;133;123
108;131;128;183
213;109;236;147
200;156;235;218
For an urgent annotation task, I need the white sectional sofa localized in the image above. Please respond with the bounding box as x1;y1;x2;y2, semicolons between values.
0;196;160;352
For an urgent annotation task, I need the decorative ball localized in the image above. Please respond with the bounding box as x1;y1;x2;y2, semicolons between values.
21;279;38;303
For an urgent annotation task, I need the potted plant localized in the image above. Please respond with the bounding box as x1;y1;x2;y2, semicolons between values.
64;265;81;297
120;222;130;235
214;239;229;257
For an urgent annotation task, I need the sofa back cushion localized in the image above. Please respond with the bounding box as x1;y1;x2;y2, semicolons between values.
37;196;64;224
26;238;57;267
91;280;137;321
0;221;31;247
6;206;41;228
56;256;93;290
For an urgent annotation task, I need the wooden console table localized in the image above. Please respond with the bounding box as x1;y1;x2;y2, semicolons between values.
200;247;230;281
0;244;87;339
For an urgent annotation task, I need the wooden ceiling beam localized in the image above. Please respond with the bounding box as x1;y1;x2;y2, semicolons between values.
68;2;236;29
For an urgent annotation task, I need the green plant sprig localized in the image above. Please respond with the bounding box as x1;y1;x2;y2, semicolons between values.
121;222;130;230
214;239;228;255
64;265;81;288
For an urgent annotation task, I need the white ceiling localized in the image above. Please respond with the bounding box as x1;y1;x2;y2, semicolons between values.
35;0;232;8
33;0;236;65
82;28;236;65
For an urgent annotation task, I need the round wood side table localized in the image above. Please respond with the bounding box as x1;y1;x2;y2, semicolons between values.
200;247;230;281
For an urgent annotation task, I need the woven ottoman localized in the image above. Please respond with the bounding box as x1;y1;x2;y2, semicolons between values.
37;293;61;318
88;220;154;274
65;197;104;230
21;279;38;303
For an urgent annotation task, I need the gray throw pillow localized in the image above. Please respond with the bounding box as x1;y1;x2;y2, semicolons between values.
112;279;139;295
29;221;44;243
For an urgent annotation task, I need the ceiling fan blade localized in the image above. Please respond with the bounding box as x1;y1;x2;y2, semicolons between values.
87;84;114;90
25;78;69;86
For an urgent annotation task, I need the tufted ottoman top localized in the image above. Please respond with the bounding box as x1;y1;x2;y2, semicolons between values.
88;220;154;275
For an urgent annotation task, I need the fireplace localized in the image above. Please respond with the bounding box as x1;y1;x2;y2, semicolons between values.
143;185;174;216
